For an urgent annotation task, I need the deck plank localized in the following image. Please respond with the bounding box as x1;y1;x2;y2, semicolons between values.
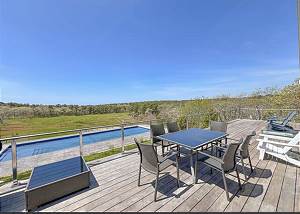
89;161;186;212
295;167;300;212
223;153;268;212
241;160;279;212
125;167;210;212
108;161;195;212
258;161;287;212
42;154;141;211
276;164;297;212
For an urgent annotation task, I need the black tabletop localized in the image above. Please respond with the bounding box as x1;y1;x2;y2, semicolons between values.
157;128;228;150
27;156;89;190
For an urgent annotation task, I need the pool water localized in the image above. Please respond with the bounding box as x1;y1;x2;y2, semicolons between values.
0;126;149;162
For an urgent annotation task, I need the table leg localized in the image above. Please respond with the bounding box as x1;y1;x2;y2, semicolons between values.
190;150;195;184
190;150;197;184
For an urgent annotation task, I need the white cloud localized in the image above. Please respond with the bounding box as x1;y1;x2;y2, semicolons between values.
141;66;299;100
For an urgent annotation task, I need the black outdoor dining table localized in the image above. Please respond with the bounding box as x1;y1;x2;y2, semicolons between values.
157;128;228;184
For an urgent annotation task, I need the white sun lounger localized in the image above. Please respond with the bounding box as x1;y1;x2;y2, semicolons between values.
257;132;300;167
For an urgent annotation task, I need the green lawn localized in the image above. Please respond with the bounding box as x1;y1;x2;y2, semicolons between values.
0;113;131;139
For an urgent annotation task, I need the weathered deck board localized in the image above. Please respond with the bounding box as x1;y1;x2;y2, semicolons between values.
241;160;278;212
224;152;268;212
207;120;267;212
1;119;299;213
295;167;300;212
107;162;195;212
259;161;287;212
277;164;297;212
189;142;261;212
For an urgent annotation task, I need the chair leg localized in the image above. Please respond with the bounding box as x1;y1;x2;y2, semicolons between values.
249;157;254;173
177;145;181;160
222;171;230;202
154;170;160;201
236;169;242;190
138;164;142;186
241;158;247;180
176;155;180;187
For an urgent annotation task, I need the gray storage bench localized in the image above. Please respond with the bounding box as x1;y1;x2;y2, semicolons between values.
25;156;90;211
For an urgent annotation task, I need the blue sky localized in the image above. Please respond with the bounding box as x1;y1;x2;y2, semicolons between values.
0;0;299;104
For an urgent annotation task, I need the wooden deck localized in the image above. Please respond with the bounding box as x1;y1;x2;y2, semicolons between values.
1;119;300;212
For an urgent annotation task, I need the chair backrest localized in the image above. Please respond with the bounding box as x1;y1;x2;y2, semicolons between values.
222;140;242;172
167;121;180;133
210;121;227;133
150;123;165;143
134;138;159;173
282;132;300;154
239;131;256;159
282;111;297;126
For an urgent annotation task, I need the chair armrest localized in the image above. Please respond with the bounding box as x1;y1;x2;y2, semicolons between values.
268;116;278;122
257;139;300;148
259;134;293;141
211;143;228;149
270;122;285;126
153;142;159;146
226;137;240;142
197;150;224;164
159;151;178;163
211;143;228;150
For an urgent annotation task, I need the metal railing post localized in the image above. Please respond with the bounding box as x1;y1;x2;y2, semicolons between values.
11;139;18;185
79;130;83;156
149;120;154;144
121;123;125;153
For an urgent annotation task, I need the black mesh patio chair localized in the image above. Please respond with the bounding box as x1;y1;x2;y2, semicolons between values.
209;121;228;151
151;123;174;156
218;131;256;179
268;111;297;132
166;121;192;158
210;121;227;133
166;121;180;133
195;140;242;202
134;138;180;201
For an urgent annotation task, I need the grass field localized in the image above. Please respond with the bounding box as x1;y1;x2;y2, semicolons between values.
0;113;131;139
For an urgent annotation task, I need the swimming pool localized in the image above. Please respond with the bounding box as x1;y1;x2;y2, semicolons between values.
0;126;149;162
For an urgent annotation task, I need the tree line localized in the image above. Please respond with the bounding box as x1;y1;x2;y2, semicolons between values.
0;100;180;123
0;103;130;121
1;83;299;125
